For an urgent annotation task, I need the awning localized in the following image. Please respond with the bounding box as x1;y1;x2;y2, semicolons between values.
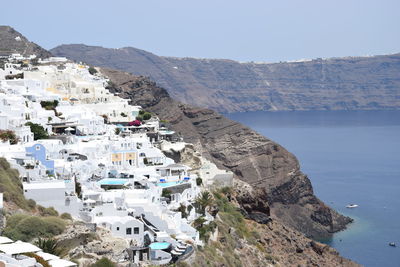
35;251;60;261
0;236;13;244
0;240;41;254
48;258;77;267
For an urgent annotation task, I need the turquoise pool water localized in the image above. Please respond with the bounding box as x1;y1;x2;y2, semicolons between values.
98;178;129;186
149;242;171;250
157;181;181;187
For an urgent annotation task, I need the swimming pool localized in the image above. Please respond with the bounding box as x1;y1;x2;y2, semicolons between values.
157;181;181;188
97;178;129;186
149;242;171;250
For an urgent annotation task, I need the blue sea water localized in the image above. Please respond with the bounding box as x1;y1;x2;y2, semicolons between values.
226;110;400;267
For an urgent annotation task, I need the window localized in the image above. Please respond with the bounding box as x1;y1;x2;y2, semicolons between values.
126;227;132;235
116;227;120;231
134;227;139;234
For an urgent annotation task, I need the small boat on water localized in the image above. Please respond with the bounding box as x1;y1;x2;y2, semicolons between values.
389;242;396;247
346;204;359;208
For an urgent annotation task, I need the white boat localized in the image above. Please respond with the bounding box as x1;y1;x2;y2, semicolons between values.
346;204;359;208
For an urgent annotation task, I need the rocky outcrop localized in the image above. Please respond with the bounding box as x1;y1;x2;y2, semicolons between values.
0;26;52;58
56;223;129;265
100;68;352;240
51;44;400;113
189;189;360;267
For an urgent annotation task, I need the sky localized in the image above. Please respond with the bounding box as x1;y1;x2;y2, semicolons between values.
1;0;399;62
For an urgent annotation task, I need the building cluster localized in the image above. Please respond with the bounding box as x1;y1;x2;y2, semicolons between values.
0;54;233;266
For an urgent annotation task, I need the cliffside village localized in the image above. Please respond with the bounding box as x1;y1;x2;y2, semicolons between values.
0;52;233;266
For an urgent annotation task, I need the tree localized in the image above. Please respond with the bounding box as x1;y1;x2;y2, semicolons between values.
40;100;58;110
176;204;188;218
194;191;213;215
25;122;48;140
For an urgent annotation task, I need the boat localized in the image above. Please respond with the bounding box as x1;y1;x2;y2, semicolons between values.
346;204;359;208
389;242;396;247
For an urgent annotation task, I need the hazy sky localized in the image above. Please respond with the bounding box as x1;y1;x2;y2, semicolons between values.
1;0;399;62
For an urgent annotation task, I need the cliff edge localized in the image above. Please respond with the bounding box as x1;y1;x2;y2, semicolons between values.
101;68;352;239
52;44;400;113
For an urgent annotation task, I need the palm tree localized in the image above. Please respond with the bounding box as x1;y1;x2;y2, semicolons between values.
195;191;213;215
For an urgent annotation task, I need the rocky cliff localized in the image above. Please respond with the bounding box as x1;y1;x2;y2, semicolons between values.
0;26;52;59
100;68;352;240
51;44;400;113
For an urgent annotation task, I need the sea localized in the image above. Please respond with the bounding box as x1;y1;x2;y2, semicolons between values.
226;110;400;267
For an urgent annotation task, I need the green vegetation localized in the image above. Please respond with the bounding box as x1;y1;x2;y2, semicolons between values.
90;257;116;267
3;214;66;241
0;158;33;210
37;205;59;217
161;189;172;198
60;212;73;220
137;110;152;121
75;179;82;199
187;188;271;267
25;122;49;140
40;100;59;110
88;66;98;75
142;112;152;120
115;128;121;135
35;238;62;255
175;203;188;218
194;191;213;215
196;177;203;186
0;130;18;144
120;112;127;117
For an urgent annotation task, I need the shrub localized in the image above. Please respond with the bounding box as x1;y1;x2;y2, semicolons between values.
161;189;172;198
38;206;59;217
142;112;151;120
25;122;48;140
196;177;203;186
35;238;62;255
0;158;31;210
60;212;73;220
88;66;98;75
3;215;66;241
27;199;37;209
40;100;58;110
0;130;18;144
91;257;116;267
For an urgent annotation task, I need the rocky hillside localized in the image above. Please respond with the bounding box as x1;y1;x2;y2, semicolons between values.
52;44;400;113
101;68;352;240
0;26;52;59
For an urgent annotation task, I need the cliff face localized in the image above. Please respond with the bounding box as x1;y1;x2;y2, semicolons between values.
100;68;352;240
0;26;52;58
51;44;400;113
